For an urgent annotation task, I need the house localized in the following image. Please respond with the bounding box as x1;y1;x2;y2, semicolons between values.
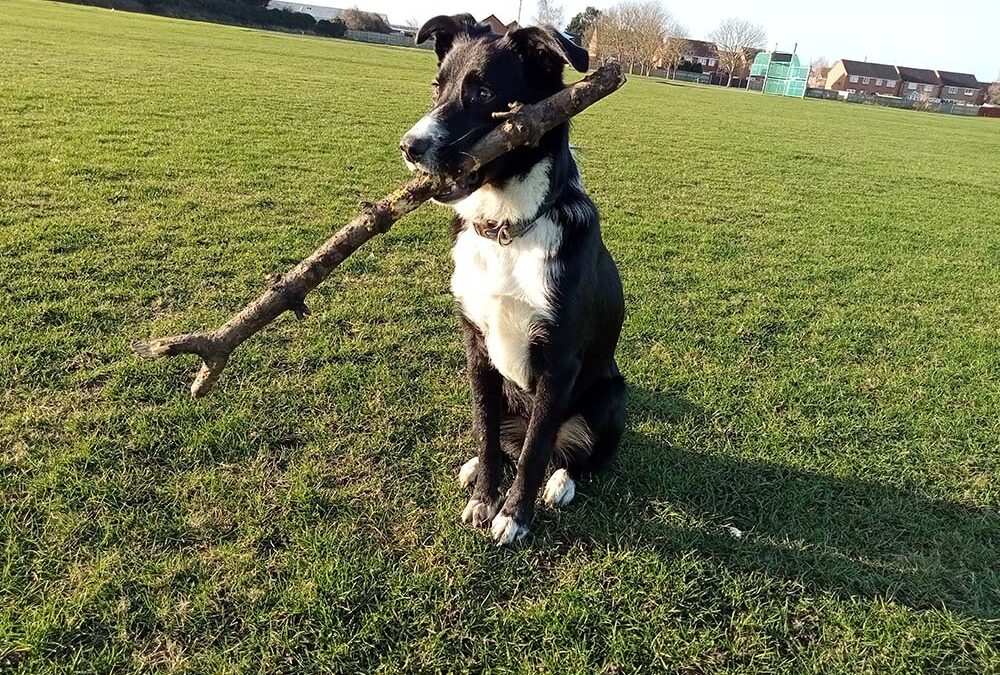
679;39;719;72
896;66;941;101
481;14;519;35
937;71;983;105
825;59;900;96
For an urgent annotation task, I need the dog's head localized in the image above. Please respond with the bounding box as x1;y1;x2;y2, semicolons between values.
400;15;588;201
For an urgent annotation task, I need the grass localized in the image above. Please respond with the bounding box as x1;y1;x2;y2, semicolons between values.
2;0;999;671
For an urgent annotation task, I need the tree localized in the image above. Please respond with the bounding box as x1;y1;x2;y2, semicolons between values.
590;1;677;76
534;0;564;28
343;7;392;33
808;57;831;89
656;19;689;78
566;6;600;45
988;79;1000;105
709;17;766;86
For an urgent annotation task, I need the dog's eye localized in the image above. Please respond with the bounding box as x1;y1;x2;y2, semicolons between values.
476;86;494;102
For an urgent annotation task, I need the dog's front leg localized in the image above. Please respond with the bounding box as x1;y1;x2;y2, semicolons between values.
491;360;580;545
460;322;504;528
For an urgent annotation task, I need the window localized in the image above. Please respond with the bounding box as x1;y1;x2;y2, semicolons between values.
861;77;870;84
875;78;883;86
708;58;716;66
948;86;957;94
965;89;977;96
924;84;933;92
886;80;896;87
849;75;859;83
908;82;917;90
847;89;856;94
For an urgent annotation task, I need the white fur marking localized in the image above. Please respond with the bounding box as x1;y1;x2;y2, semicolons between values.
458;457;479;488
543;468;576;507
450;161;562;391
490;513;528;546
462;497;498;527
402;109;443;171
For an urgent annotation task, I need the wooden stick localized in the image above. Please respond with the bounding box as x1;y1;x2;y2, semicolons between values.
132;63;626;397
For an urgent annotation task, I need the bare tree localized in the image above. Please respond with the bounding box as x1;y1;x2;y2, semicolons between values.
709;17;766;86
656;19;689;78
590;1;676;76
534;0;564;28
808;57;831;89
988;78;1000;105
343;7;392;33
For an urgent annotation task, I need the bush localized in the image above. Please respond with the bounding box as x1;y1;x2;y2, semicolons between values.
342;7;391;33
315;18;345;37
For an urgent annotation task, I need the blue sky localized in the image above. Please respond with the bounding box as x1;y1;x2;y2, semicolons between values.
313;0;998;81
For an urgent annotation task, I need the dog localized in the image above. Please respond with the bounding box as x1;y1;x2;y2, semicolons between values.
400;15;626;545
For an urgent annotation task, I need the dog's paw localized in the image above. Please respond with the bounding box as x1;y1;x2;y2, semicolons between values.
542;468;576;508
490;513;529;546
461;497;498;528
458;457;479;488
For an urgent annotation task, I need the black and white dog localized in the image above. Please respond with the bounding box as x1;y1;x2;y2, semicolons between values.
400;15;625;545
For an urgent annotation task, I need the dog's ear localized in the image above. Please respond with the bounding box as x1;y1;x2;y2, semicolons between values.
505;26;589;73
416;14;490;63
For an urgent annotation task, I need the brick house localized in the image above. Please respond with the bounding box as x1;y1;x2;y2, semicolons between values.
825;59;900;96
897;66;941;101
481;14;519;35
679;39;719;72
937;71;983;105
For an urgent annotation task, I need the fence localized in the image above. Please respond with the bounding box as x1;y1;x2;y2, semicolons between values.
804;88;985;117
343;30;429;49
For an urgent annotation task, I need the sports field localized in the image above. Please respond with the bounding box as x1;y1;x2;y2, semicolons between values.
2;0;999;671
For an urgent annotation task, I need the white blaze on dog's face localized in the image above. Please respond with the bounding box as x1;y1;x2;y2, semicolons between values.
399;15;589;199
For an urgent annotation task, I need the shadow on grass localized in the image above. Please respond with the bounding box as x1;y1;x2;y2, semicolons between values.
568;386;999;620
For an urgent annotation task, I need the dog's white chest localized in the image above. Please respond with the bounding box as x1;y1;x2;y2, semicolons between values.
451;222;560;391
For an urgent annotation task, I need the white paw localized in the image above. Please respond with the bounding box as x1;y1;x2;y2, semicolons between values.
490;513;529;546
542;469;576;508
458;457;479;488
461;497;498;527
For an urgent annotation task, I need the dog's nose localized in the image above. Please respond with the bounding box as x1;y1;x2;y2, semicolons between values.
400;135;430;163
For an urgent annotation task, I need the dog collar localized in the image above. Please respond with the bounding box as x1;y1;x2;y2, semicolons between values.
471;218;539;246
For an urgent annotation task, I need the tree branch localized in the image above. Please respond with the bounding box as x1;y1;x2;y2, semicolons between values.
132;62;626;397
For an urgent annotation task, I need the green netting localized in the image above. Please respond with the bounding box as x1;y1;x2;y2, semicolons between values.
768;62;790;78
763;78;786;94
751;51;807;97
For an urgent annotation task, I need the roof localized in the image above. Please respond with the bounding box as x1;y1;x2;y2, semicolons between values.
684;39;717;59
896;66;941;85
481;14;519;34
937;70;980;89
839;59;898;80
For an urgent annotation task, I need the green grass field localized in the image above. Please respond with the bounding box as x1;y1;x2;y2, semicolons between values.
3;0;1000;671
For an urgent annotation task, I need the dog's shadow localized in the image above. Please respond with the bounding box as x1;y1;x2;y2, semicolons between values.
557;386;999;620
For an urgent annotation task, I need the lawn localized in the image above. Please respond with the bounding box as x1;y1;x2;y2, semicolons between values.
2;0;999;671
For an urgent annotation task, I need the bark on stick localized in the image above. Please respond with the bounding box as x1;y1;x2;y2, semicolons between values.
132;63;626;397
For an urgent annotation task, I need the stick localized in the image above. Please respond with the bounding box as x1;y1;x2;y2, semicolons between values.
132;63;626;397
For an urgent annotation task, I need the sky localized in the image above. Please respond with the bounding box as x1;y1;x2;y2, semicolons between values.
311;0;999;81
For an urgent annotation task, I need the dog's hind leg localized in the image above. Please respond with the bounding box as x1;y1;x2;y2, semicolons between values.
543;373;626;508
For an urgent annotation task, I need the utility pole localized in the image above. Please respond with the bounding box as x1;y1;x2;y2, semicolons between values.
518;0;523;24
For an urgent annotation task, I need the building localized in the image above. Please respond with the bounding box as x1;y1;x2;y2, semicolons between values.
825;59;899;96
896;66;941;101
679;39;719;72
266;1;389;23
481;14;519;35
937;71;984;105
748;51;809;97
